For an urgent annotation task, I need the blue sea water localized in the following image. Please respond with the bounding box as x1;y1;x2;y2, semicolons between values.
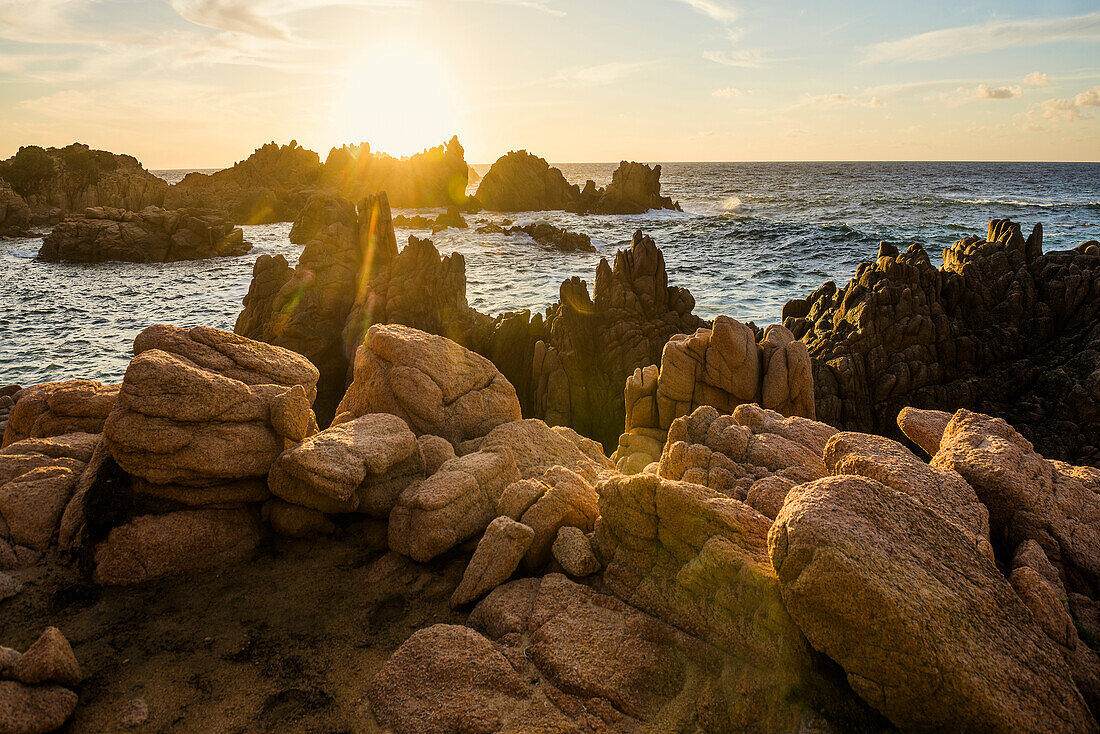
2;161;1098;386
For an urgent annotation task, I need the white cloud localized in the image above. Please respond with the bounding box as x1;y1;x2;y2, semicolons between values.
555;62;648;86
466;0;563;16
675;0;738;24
976;84;1022;99
712;87;743;97
864;11;1100;63
1023;72;1050;86
703;49;778;68
1076;88;1100;107
1029;86;1100;121
171;0;292;40
170;0;416;40
795;92;884;109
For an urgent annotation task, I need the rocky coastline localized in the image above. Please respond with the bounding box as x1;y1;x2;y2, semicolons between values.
1;141;1099;732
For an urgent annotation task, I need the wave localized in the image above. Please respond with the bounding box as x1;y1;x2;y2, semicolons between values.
947;197;1100;209
721;196;751;215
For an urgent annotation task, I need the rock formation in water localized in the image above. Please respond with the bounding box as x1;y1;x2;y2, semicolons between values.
584;160;681;214
390;209;467;233
321;136;469;209
165;137;471;226
36;206;249;263
476;150;680;214
506;221;594;252
785;219;1100;466
0;143;167;225
474;150;582;212
164;141;323;225
0;181;32;237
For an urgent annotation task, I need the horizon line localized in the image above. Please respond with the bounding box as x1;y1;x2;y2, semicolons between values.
149;158;1100;171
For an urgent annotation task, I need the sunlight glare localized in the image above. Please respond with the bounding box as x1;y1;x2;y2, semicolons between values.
335;41;458;158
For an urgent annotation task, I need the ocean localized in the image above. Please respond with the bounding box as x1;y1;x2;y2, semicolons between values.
2;161;1098;387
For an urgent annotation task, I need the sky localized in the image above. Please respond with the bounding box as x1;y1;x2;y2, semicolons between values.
0;0;1098;167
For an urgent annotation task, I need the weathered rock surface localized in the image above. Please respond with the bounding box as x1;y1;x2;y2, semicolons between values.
2;381;117;447
769;474;1095;732
584;161;681;214
0;627;81;734
10;628;81;688
92;508;263;585
595;473;844;729
268;412;423;515
896;405;951;456
37;206;248;263
532;231;703;449
789;220;1100;466
103;324;318;486
374;572;847;733
0;681;78;734
653;404;832;518
235;192;376;419
0;433;95;563
367;623;571;734
237;188;706;450
388;447;521;562
932;409;1100;597
450;516;533;607
823;430;993;559
335;324;521;446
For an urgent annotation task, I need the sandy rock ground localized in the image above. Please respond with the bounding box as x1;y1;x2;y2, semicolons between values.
1;529;467;733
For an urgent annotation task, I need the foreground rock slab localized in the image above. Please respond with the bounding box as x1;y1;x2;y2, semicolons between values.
769;474;1095;732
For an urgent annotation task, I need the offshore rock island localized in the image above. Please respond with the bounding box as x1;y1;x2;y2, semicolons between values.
1;137;1099;733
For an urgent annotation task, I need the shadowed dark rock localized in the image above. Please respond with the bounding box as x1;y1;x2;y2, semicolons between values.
37;206;248;263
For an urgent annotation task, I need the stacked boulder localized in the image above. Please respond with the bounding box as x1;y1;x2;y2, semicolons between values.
787;219;1100;466
85;324;319;585
612;315;815;473
1;381;117;448
0;628;82;734
37;206;249;263
0;432;98;568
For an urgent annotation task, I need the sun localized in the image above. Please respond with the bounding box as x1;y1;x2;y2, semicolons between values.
334;42;459;158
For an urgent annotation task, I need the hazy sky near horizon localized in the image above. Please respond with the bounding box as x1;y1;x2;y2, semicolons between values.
0;0;1098;168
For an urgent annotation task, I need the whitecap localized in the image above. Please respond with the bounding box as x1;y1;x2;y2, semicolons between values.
721;196;751;215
